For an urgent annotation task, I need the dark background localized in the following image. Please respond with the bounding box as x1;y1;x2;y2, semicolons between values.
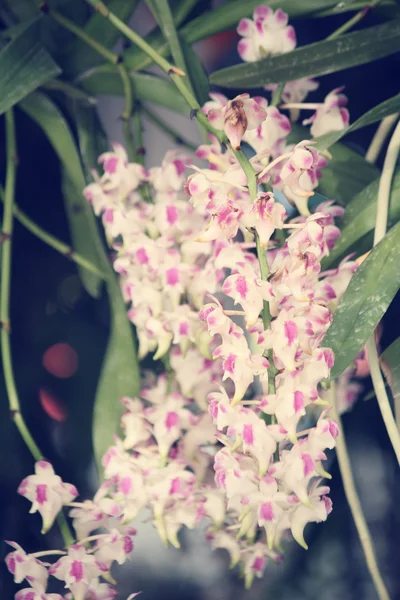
1;2;400;599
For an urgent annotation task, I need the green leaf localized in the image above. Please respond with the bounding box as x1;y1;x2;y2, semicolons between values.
322;170;400;268
81;70;189;113
73;103;108;176
210;20;400;88
318;143;379;204
122;0;196;72
152;0;197;98
19;91;104;298
61;0;140;78
315;93;400;151
180;40;210;106
380;338;400;428
324;222;400;380
73;106;140;473
92;283;140;474
0;17;61;116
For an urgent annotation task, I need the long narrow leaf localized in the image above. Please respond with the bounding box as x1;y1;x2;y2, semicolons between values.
315;93;400;151
210;20;400;88
73;105;140;472
324;222;400;380
0;17;60;116
19;92;104;298
322;170;400;268
152;0;196;97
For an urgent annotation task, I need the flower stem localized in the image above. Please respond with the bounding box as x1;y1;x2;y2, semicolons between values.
270;82;285;108
327;0;382;40
0;185;106;279
366;119;400;461
328;383;390;600
132;107;145;166
1;110;75;548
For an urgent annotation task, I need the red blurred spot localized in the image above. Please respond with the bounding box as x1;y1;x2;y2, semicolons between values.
39;388;68;422
42;343;78;378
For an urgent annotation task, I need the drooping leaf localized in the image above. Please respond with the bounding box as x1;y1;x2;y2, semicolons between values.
19;91;104;298
315;93;400;151
91;283;140;474
81;70;189;113
73;105;140;473
61;0;140;78
0;17;60;116
210;20;400;88
324;222;400;380
322;170;400;268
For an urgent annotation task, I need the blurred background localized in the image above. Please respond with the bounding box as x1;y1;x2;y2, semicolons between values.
1;1;400;598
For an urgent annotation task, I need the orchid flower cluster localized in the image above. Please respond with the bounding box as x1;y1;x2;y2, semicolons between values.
6;5;364;598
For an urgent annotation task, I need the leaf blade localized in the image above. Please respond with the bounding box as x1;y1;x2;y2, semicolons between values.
322;170;400;268
324;222;400;380
209;20;400;88
19;91;104;298
81;70;189;113
0;17;60;116
73;105;140;472
315;93;400;151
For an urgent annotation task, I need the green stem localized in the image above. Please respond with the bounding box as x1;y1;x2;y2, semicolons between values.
84;0;258;196
48;8;118;64
255;231;277;430
1;110;74;548
329;383;390;600
270;82;285;108
0;185;106;279
142;105;197;151
117;63;136;162
132;108;145;166
46;5;135;158
327;0;382;40
85;0;177;74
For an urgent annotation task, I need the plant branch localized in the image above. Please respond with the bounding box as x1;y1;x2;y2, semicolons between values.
44;4;136;160
327;0;382;40
328;383;390;600
84;0;258;197
0;185;106;279
0;110;74;548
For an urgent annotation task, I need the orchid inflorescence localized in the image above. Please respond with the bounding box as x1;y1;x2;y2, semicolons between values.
6;5;368;599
